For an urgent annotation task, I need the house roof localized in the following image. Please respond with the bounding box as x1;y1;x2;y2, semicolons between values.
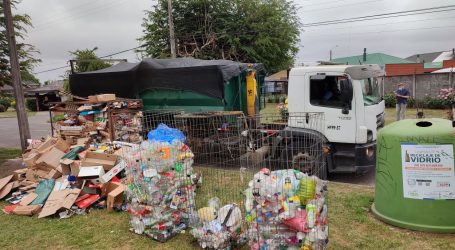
25;81;63;94
0;81;40;92
332;53;412;65
266;70;288;81
406;50;455;63
406;51;443;63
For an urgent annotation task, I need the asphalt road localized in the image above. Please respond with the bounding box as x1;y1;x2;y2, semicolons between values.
0;111;52;148
328;169;376;186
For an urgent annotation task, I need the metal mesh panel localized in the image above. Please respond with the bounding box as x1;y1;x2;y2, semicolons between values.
240;112;327;179
137;111;329;249
240;112;329;250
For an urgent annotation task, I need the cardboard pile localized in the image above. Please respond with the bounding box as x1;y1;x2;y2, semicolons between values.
50;97;142;143
1;135;129;218
1;98;143;218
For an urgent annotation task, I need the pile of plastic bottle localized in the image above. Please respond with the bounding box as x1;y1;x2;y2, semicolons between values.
191;197;244;249
124;124;200;242
242;168;328;250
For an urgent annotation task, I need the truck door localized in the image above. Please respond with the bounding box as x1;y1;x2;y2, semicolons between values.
305;73;357;143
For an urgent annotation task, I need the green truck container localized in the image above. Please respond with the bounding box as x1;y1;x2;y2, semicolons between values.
69;58;266;115
372;118;455;232
140;71;265;113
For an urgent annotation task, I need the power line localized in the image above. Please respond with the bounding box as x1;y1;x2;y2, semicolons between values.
34;43;148;74
303;8;455;27
301;4;455;27
303;13;455;34
301;0;384;12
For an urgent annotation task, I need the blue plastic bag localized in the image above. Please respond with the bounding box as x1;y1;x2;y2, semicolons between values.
147;124;185;143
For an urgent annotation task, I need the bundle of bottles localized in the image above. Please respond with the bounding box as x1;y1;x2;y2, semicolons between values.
242;168;328;250
124;124;200;242
191;197;243;249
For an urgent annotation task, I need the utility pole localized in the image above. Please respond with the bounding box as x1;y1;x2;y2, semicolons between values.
3;0;31;151
329;45;338;61
167;0;176;58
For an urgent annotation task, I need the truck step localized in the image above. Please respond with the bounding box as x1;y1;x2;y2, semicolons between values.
329;166;356;173
333;151;356;158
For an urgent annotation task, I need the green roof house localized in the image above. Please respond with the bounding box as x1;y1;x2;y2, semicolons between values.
332;48;412;66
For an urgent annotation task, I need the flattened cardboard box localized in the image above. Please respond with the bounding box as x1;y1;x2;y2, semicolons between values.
100;160;126;183
53;138;70;152
13;205;41;216
19;193;38;206
38;189;81;218
96;94;116;102
36;137;57;154
35;147;65;169
22;151;40;167
81;152;118;171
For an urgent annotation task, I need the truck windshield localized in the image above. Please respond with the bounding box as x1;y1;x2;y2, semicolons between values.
360;78;381;106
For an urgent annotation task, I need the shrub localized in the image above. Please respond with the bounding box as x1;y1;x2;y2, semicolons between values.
0;104;5;112
423;96;451;109
407;97;415;108
383;93;396;107
0;97;12;110
273;95;280;103
25;98;37;111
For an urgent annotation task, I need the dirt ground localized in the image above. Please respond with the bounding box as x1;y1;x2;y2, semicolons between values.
0;158;23;178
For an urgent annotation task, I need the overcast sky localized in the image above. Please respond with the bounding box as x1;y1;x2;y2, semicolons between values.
15;0;455;82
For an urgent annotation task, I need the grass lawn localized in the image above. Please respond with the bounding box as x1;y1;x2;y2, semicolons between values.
384;107;447;126
1;181;454;249
1;163;454;249
0;148;21;166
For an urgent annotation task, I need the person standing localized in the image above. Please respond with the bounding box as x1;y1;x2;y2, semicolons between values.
395;82;410;121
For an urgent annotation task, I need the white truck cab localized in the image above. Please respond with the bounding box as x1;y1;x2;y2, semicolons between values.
287;64;385;174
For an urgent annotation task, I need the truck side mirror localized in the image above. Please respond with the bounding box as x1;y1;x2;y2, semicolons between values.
339;79;353;114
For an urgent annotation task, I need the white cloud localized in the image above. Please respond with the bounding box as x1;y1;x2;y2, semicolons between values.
14;0;455;81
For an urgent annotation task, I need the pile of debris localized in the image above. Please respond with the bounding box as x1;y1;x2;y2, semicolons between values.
50;94;142;143
0;95;143;218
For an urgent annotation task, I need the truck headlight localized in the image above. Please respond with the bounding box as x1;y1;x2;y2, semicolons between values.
367;130;373;142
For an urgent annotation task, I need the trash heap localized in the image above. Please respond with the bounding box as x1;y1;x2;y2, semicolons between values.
124;124;201;242
0;96;143;218
50;95;142;143
242;168;328;250
191;198;243;249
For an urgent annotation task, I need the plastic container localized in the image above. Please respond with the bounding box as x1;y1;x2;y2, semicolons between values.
372;118;455;233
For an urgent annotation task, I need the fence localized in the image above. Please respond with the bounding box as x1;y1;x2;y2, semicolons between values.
136;110;328;249
383;72;454;100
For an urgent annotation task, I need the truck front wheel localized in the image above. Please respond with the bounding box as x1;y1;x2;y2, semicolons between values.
280;140;328;180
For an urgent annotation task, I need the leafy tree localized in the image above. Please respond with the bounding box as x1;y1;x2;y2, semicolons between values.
69;47;111;73
138;0;300;73
0;0;41;86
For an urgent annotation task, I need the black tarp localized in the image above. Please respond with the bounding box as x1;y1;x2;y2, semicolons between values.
69;58;265;99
